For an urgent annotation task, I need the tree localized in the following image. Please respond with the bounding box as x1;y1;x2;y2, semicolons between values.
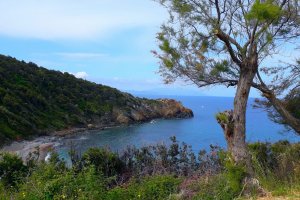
254;59;300;134
153;0;300;173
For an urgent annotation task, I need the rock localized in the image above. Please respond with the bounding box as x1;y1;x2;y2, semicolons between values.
116;113;131;124
151;99;194;119
87;124;94;129
130;110;146;121
111;98;193;125
38;143;54;161
241;177;267;197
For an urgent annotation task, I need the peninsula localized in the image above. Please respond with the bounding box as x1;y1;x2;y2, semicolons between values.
0;55;193;146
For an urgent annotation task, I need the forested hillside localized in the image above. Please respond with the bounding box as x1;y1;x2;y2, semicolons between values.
0;55;192;145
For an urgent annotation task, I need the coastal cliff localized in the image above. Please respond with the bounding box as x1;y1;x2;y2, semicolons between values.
111;98;193;124
0;55;193;145
53;98;193;136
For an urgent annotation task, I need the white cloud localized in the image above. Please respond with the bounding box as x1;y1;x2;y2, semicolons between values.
0;0;167;40
74;71;88;79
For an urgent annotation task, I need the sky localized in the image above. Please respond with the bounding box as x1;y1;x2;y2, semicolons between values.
0;0;290;97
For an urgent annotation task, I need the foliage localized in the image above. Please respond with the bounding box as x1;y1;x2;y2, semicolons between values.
0;137;223;199
106;175;181;200
0;140;299;199
117;137;222;178
222;156;246;195
192;141;300;199
18;164;106;200
0;152;27;187
192;174;241;200
285;89;300;120
154;0;299;88
82;148;123;177
215;112;229;124
246;0;282;22
192;151;246;200
249;140;300;183
254;88;300;132
67;136;222;182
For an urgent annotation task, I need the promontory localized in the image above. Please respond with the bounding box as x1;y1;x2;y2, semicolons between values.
0;55;193;146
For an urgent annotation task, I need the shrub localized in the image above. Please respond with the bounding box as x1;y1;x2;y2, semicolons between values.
249;141;300;179
106;175;181;200
0;152;27;187
249;141;300;195
82;148;123;177
193;152;246;200
193;174;236;200
18;165;107;200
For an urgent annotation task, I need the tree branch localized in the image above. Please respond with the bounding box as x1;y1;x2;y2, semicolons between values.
216;31;242;66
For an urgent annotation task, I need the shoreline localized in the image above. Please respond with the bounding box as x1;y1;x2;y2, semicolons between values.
0;119;165;161
0;123;121;162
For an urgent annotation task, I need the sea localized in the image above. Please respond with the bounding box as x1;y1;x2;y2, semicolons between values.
56;95;300;158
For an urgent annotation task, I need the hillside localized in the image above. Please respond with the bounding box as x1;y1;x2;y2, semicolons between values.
0;55;193;145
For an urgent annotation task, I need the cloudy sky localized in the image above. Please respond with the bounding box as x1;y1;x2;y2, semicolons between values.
0;0;271;97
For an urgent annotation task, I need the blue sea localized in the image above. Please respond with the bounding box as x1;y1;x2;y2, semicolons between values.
57;96;300;156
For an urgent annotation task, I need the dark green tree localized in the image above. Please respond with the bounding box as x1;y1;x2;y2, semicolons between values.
154;0;300;173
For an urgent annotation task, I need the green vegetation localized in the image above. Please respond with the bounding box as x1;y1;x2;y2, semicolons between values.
107;175;181;200
0;139;299;199
249;141;300;196
0;153;27;187
246;0;282;22
285;89;300;120
0;55;163;145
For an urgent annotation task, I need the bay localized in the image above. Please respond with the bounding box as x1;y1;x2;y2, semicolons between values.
56;95;300;158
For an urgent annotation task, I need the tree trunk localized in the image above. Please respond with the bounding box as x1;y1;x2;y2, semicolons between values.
231;67;256;174
217;67;256;174
264;91;300;134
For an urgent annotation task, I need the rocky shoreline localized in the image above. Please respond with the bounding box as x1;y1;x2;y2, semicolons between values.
1;98;193;162
1;125;118;162
52;98;194;136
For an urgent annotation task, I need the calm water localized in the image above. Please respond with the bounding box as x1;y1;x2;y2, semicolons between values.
57;96;300;157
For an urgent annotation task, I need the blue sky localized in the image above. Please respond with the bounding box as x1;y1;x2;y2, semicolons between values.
1;0;288;97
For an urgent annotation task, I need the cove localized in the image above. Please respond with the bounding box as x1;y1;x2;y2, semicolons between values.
56;96;300;159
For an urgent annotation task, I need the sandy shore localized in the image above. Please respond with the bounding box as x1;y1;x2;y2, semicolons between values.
1;136;61;162
0;125;116;162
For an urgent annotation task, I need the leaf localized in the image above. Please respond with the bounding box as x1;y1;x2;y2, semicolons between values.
172;0;192;15
162;58;174;69
246;0;282;22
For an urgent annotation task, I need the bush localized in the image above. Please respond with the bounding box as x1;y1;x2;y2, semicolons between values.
106;175;181;200
18;164;107;200
0;152;27;187
82;148;123;177
193;152;246;200
192;174;236;200
249;141;300;195
249;141;300;180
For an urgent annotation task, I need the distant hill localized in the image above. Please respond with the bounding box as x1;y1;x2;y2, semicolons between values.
0;55;193;145
126;88;204;97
